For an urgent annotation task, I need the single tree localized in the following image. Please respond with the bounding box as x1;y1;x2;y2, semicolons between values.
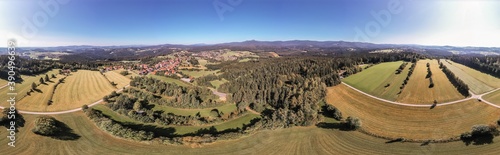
32;116;60;136
45;74;50;82
51;74;56;78
31;82;37;90
39;77;44;84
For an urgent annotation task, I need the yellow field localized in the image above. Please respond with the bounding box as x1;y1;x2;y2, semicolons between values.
397;59;464;104
2;112;500;154
0;70;60;108
0;79;7;87
327;84;500;140
15;74;65;112
441;60;496;94
104;70;131;88
450;61;500;88
483;89;500;105
51;70;116;110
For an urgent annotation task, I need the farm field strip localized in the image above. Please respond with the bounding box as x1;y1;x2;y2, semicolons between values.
326;84;500;140
397;59;464;104
0;69;60;108
449;60;500;88
342;61;404;101
15;74;66;112
112;69;139;79
51;70;116;111
482;89;500;106
441;60;495;94
103;70;131;88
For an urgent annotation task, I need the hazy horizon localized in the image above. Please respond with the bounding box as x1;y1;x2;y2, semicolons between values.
1;0;500;47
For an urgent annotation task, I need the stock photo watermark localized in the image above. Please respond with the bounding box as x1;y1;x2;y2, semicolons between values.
6;39;17;147
213;0;243;21
354;0;404;42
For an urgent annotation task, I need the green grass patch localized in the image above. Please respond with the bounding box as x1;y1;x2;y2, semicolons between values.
342;61;405;101
209;78;228;89
147;74;191;87
181;70;219;78
174;113;260;135
152;104;237;117
441;60;495;94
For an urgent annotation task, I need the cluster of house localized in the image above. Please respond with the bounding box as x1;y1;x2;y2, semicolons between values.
138;58;181;76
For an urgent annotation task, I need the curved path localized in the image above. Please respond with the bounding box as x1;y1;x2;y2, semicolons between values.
341;82;500;108
0;85;129;115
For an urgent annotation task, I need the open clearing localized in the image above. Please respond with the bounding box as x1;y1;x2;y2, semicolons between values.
210;78;228;89
397;59;464;104
104;70;131;88
326;84;500;140
3;112;500;154
342;61;405;101
147;74;191;87
51;70;116;111
441;60;496;94
483;89;500;105
152;104;236;117
0;69;60;108
181;70;219;78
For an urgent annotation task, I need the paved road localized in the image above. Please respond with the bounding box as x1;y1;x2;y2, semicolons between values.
0;85;129;115
342;82;500;108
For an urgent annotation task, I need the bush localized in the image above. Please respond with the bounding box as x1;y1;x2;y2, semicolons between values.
346;116;361;130
120;71;129;76
32;116;60;136
324;104;343;120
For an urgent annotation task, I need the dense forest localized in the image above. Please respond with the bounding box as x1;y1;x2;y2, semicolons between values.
217;53;423;129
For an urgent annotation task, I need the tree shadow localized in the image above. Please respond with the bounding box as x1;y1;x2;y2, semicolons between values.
2;110;25;132
33;88;43;93
46;120;81;141
122;123;176;138
315;122;353;131
462;134;495;146
385;138;405;144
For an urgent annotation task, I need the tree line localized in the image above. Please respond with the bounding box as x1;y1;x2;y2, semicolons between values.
439;62;470;96
450;56;500;78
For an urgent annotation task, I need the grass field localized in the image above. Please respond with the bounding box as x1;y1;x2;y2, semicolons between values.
397;59;464;104
450;61;500;88
181;70;219;78
104;70;131;88
51;70;116;110
326;84;500;140
209;79;228;89
3;112;500;154
0;79;7;87
152;104;236;117
112;69;139;79
342;61;404;101
441;60;496;94
0;69;60;108
15;74;65;112
483;90;500;105
147;74;191;87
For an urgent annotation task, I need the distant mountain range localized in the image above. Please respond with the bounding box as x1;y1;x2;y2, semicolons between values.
1;40;499;56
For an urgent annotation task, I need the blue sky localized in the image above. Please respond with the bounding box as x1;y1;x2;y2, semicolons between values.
1;0;499;47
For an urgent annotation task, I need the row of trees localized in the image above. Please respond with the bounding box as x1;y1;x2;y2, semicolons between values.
85;108;154;141
439;62;470;96
399;63;416;94
426;63;434;88
395;62;408;74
